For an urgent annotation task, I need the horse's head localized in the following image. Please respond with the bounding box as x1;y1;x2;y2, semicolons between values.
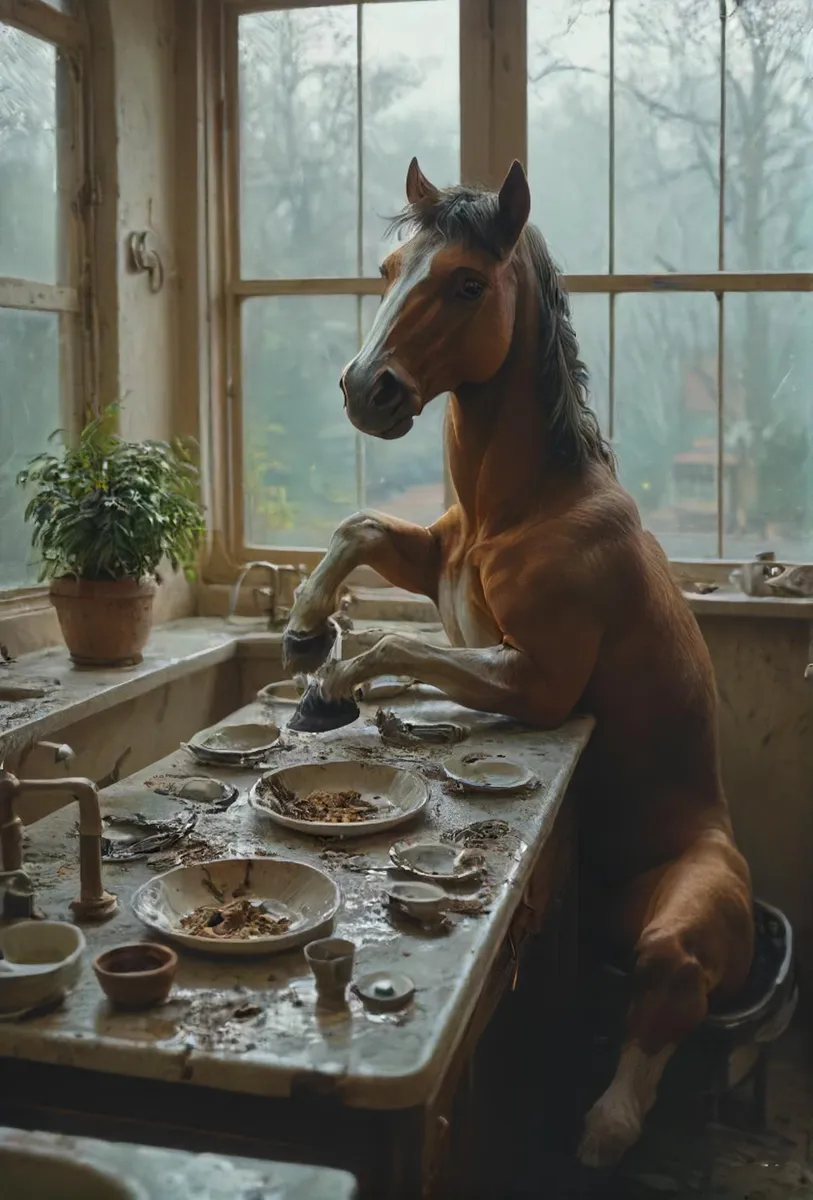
340;159;531;439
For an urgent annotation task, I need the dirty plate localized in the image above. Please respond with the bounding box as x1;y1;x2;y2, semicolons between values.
250;761;429;839
131;858;340;957
389;838;484;883
256;679;305;706
185;721;280;764
443;752;535;793
355;676;415;702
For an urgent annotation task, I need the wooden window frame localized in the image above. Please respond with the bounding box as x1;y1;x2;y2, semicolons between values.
0;0;93;599
212;0;813;582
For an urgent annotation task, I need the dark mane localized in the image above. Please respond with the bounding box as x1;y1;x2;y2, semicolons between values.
388;184;616;472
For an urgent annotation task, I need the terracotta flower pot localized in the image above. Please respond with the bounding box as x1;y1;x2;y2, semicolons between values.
49;576;158;667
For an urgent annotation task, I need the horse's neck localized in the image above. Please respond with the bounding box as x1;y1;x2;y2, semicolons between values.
446;276;556;531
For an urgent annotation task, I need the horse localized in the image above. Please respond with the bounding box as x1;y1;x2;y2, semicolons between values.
282;157;754;1168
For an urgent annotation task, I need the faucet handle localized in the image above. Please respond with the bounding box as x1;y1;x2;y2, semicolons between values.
0;868;35;920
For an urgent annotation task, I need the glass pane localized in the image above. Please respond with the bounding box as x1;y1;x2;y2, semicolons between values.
361;296;446;526
615;0;719;272
569;293;609;434
614;293;719;559
0;310;61;587
238;8;358;278
0;25;58;281
527;0;609;273
725;4;813;270
362;0;459;275
723;294;813;561
242;297;358;548
41;1;72;10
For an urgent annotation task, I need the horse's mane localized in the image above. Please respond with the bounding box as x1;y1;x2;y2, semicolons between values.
388;184;616;472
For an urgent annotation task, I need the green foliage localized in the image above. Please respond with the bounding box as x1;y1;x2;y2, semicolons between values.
17;407;206;582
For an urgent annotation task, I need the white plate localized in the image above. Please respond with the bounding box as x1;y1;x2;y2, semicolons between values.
131;857;340;957
250;760;429;839
389;838;484;883
256;680;305;706
185;721;280;763
443;752;535;793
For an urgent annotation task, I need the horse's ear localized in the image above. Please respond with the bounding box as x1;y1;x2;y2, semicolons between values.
496;160;531;255
406;157;439;205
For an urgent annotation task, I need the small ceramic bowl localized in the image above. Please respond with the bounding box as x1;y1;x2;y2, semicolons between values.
386;881;447;924
93;942;178;1009
0;921;86;1016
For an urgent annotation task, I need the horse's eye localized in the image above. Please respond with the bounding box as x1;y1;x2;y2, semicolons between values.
458;277;484;301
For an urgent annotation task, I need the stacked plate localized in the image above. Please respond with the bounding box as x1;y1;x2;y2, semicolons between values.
183;721;280;768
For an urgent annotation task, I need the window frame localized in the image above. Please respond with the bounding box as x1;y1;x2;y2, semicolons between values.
0;0;93;598
215;0;813;578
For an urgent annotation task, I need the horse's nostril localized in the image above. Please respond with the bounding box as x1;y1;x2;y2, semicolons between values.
371;369;402;409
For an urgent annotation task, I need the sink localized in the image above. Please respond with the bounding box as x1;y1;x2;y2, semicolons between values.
0;1147;143;1199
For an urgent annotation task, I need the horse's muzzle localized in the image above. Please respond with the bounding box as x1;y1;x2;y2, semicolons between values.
340;361;421;439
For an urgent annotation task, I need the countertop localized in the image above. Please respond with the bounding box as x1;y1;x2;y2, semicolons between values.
0;691;593;1110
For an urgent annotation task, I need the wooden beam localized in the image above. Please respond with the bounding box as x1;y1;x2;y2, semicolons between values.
231;272;813;300
0;0;85;49
0;277;79;313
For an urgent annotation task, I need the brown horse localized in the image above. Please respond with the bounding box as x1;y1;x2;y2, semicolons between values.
283;158;754;1167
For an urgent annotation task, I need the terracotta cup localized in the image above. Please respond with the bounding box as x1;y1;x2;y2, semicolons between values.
93;942;177;1009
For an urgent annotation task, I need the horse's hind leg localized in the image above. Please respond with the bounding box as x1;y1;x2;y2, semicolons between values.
577;836;753;1168
287;511;441;637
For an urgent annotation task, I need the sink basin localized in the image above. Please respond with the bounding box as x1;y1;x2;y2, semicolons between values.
1;1146;144;1198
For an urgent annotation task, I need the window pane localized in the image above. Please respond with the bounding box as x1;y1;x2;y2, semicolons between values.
725;4;813;270
527;0;609;273
615;0;719;272
723;294;813;561
362;0;459;275
0;310;61;587
361;296;446;527
42;1;73;10
569;293;609;434
615;293;719;559
239;8;358;278
0;25;58;282
242;297;358;548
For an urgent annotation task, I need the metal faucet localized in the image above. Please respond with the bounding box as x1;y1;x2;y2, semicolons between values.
227;561;308;630
0;770;117;921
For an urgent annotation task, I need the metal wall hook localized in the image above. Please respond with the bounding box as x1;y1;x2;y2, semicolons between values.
128;231;164;293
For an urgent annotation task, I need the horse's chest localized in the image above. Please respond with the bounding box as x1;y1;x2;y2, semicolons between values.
437;564;500;648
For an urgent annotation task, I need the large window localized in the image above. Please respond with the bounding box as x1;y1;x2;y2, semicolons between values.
0;0;88;588
224;0;812;563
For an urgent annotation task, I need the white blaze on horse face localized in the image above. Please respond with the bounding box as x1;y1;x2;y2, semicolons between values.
353;242;437;380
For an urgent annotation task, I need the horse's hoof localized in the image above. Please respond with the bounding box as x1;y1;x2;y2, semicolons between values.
282;624;336;673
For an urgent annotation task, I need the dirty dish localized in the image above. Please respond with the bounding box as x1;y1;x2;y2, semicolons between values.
256;679;305;705
354;970;415;1012
305;937;355;1006
131;857;341;957
185;722;280;765
250;761;429;839
386;881;447;924
389;839;485;883
0;921;85;1015
92;942;177;1009
443;751;535;793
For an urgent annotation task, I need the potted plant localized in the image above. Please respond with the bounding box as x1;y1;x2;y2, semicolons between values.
17;409;205;667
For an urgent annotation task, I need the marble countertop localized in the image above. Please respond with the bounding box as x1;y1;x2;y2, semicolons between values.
0;692;592;1109
0;1125;358;1198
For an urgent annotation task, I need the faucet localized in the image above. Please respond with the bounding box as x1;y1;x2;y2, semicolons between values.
0;770;117;921
227;561;308;630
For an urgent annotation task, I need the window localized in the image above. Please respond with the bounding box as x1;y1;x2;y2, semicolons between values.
223;0;812;564
0;0;88;588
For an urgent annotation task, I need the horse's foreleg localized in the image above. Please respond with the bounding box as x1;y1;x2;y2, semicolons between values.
319;635;582;728
287;512;440;636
